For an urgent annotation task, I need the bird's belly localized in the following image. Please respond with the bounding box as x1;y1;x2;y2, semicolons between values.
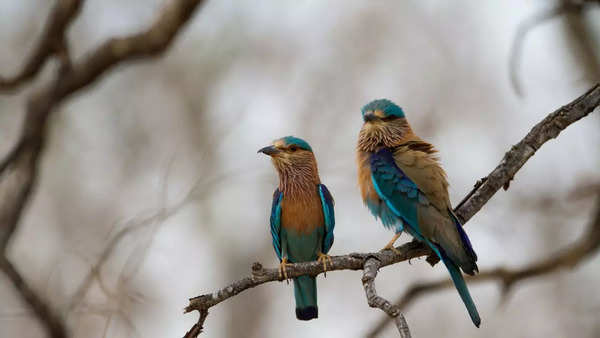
280;194;325;262
282;227;323;262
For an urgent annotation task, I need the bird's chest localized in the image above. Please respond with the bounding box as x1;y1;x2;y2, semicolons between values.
281;191;324;235
357;151;380;205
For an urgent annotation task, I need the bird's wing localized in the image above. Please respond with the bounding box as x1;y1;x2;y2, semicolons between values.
393;143;450;211
370;148;481;326
270;188;283;261
318;184;335;254
393;144;478;270
369;148;428;238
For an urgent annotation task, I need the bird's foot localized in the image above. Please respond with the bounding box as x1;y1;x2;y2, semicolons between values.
278;258;293;281
380;243;401;255
317;252;333;277
380;233;402;254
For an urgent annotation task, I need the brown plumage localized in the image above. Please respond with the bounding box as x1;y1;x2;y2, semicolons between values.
357;117;451;213
357;102;480;327
270;139;323;234
357;114;477;273
259;136;334;321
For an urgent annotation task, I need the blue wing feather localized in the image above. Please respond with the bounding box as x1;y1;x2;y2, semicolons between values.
318;184;335;254
449;210;478;262
270;188;283;261
369;147;481;327
369;148;424;235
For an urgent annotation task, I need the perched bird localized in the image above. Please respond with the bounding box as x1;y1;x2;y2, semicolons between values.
258;136;335;321
356;99;481;327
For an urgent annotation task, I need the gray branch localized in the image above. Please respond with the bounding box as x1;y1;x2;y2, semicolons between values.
362;257;411;338
184;83;600;336
367;192;600;337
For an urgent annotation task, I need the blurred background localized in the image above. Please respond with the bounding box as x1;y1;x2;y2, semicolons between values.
1;1;599;337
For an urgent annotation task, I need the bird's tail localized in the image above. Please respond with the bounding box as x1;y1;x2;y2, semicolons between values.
440;253;481;327
293;275;318;320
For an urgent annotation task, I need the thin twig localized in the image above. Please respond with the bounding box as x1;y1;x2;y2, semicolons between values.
183;84;600;336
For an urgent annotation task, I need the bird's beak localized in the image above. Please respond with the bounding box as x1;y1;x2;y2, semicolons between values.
363;112;377;122
257;145;281;156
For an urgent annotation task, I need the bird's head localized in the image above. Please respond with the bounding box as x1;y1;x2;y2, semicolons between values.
358;99;411;151
258;136;319;182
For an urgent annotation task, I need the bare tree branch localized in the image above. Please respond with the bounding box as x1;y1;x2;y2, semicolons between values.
183;84;600;336
0;256;68;338
366;194;600;337
509;0;599;96
453;83;600;225
0;1;207;337
184;242;429;337
0;0;83;92
362;257;411;338
66;161;204;336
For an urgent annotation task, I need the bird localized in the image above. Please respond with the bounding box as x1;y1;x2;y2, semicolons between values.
258;136;335;321
356;99;481;327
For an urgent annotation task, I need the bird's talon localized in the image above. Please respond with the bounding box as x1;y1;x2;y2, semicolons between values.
381;244;401;255
278;258;293;281
380;233;402;254
317;253;332;277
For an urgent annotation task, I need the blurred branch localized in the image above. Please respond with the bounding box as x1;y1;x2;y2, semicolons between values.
0;0;82;92
0;256;67;338
0;0;206;337
184;84;600;336
509;0;600;96
66;161;202;334
561;0;600;81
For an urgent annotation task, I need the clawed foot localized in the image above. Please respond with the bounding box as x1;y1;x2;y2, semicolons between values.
278;258;293;281
380;243;401;255
380;233;402;254
317;252;333;277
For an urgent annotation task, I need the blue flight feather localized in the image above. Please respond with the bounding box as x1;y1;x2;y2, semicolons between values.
270;188;283;260
318;184;335;254
449;210;478;262
368;147;481;327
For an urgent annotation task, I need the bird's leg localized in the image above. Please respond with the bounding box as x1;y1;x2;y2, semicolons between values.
317;252;333;277
381;232;402;254
278;258;293;281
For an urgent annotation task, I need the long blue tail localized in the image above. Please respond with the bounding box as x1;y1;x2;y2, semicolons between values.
440;255;481;327
293;275;318;320
425;240;480;327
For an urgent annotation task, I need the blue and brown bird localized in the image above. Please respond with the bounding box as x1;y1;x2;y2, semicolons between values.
258;136;335;321
356;99;481;327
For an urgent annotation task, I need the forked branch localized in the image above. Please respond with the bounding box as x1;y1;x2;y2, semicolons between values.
183;85;600;336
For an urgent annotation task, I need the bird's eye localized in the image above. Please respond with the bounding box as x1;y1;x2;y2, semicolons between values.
289;146;298;152
381;115;399;122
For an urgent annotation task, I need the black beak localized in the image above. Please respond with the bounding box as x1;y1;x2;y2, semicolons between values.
258;145;280;156
363;112;377;122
